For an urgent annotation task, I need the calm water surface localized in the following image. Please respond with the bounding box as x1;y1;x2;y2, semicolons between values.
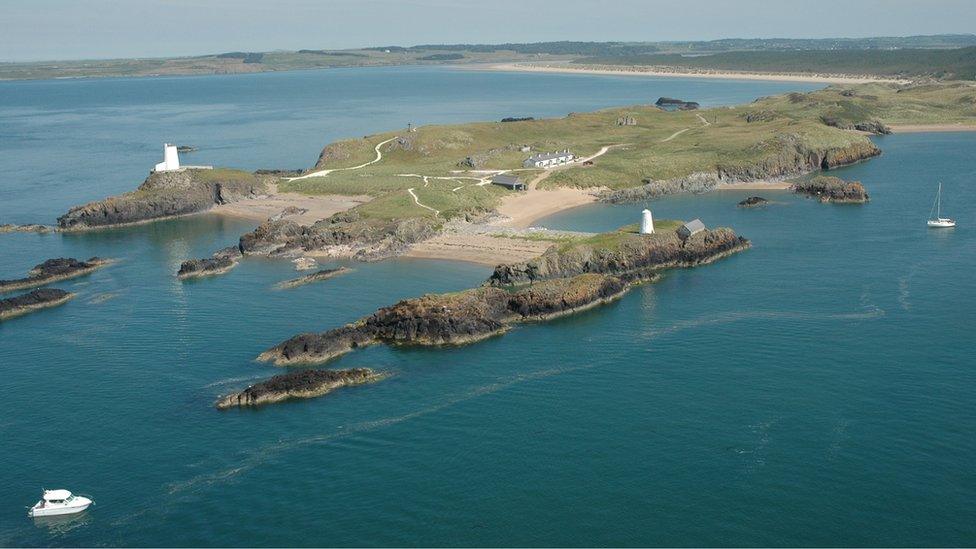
1;67;974;546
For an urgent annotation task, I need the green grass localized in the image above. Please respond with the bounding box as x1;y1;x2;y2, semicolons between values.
275;81;974;223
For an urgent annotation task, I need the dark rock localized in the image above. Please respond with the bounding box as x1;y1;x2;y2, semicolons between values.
177;246;243;279
0;257;111;293
216;368;383;409
57;169;268;231
0;288;74;321
738;196;769;207
793;176;870;203
655;97;700;110
0;224;53;234
821;116;892;135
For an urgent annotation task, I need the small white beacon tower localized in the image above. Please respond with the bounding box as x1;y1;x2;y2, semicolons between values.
154;143;181;172
640;208;654;234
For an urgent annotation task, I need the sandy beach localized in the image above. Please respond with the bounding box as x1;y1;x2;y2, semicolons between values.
495;187;598;228
480;63;910;84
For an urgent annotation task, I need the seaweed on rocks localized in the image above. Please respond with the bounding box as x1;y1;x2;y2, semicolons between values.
0;257;112;293
0;288;74;320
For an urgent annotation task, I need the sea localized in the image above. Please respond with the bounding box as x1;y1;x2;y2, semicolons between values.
0;66;973;547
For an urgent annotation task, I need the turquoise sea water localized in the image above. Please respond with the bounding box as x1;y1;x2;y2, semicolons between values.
1;67;974;546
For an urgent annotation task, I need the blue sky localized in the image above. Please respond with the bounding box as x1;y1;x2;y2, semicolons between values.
2;0;975;61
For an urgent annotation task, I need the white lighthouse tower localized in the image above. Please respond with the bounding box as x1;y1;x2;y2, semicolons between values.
640;209;654;234
154;143;181;172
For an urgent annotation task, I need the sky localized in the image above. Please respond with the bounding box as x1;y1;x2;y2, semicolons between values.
2;0;975;61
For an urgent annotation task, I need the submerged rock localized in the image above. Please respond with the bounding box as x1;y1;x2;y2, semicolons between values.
738;196;769;208
275;267;351;289
57;169;268;231
0;224;53;234
216;368;383;409
0;288;74;321
0;257;112;293
177;246;243;279
793;176;869;203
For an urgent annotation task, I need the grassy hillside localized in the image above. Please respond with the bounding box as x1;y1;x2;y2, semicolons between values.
574;47;976;80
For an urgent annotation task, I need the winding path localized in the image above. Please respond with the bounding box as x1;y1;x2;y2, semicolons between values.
407;188;440;217
288;136;399;180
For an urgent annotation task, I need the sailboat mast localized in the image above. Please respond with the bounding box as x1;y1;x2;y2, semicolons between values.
937;182;942;218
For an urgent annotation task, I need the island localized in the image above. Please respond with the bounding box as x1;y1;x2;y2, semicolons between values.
0;257;112;293
0;288;74;321
276;267;351;289
793;176;870;203
216;368;384;409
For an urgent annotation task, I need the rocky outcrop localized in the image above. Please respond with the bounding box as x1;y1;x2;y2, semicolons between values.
239;211;438;261
57;169;267;231
599;134;880;204
215;368;383;409
821;116;892;135
0;257;112;293
259;273;635;366
275;267;351;289
177;246;243;279
793;176;870;203
0;224;53;234
486;227;749;286
738;196;769;207
0;288;74;321
655;97;700;110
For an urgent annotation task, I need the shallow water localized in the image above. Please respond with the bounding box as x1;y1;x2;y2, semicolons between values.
1;67;974;546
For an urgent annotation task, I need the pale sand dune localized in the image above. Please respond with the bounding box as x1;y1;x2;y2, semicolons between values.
888;124;976;133
404;233;554;265
495;188;598;228
481;63;909;84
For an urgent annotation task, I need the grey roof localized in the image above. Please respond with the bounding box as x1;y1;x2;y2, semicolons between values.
680;219;706;233
526;150;573;162
492;174;523;185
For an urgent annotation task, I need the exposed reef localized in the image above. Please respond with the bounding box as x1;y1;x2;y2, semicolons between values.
0;288;74;321
598;135;880;204
215;368;383;409
258;273;632;366
0;257;112;293
738;196;769;208
177;246;243;279
486;227;750;286
275;267;351;289
239;211;438;261
793;176;870;203
57;168;268;231
0;224;53;234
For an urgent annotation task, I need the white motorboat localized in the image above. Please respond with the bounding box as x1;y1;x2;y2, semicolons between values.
27;489;92;518
927;182;956;228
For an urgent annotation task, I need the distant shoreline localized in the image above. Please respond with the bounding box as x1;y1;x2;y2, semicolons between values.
887;123;976;133
477;63;912;84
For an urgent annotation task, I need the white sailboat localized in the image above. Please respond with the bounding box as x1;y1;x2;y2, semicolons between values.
927;182;956;228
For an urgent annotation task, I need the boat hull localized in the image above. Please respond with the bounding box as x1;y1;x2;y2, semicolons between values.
28;499;91;517
928;219;956;228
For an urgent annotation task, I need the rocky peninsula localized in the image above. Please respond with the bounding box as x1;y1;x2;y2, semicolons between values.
276;267;351;289
0;257;112;293
216;367;383;409
0;224;53;234
57;168;268;231
259;223;749;366
793;176;870;203
177;246;243;279
0;288;74;321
